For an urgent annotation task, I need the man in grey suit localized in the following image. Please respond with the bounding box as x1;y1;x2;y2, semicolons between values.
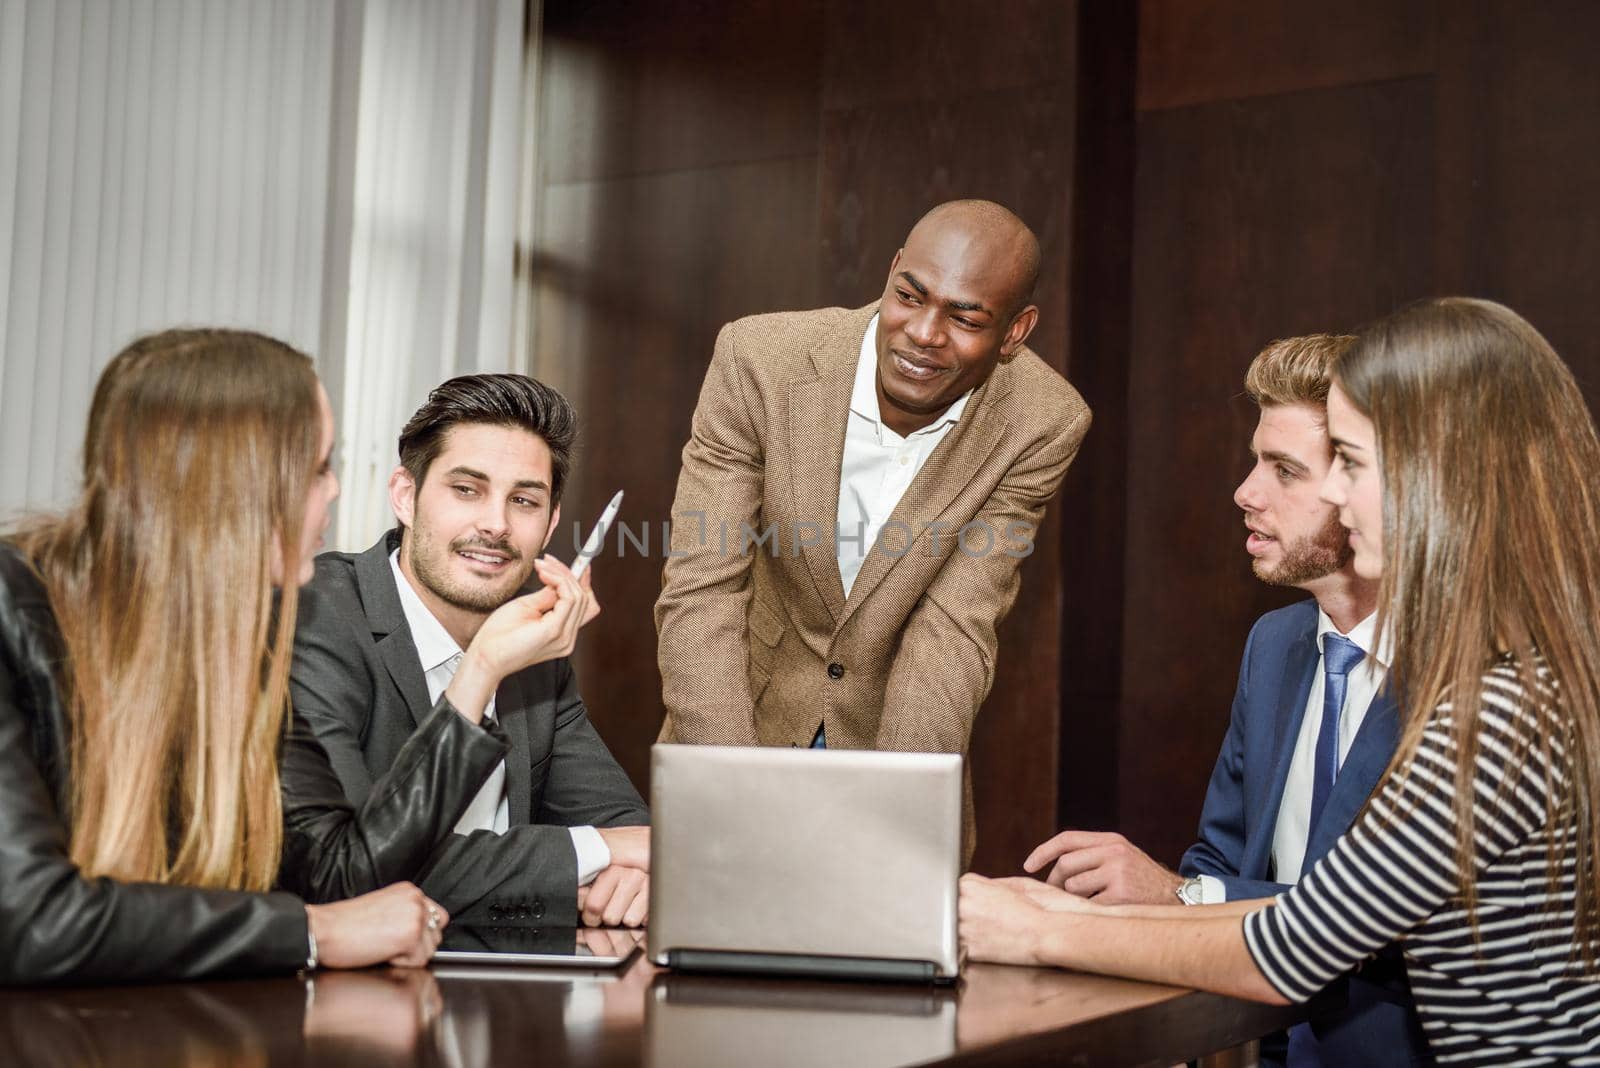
291;374;650;929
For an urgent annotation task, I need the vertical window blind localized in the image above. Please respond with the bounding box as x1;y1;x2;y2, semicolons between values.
0;0;528;552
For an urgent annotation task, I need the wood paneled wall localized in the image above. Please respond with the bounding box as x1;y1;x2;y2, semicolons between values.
1111;0;1600;864
530;0;827;836
531;0;1600;873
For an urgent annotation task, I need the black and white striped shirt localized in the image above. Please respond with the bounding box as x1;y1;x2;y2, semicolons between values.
1244;659;1600;1065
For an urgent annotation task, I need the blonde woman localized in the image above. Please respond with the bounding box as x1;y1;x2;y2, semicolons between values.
1;329;596;983
961;299;1600;1064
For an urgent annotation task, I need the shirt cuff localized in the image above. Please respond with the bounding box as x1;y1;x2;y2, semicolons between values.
569;826;610;886
1197;874;1228;904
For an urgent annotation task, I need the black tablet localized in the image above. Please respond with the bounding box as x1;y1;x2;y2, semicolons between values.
431;925;643;969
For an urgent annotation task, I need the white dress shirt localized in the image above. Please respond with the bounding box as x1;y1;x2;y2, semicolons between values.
1198;607;1388;903
389;551;609;884
836;315;971;595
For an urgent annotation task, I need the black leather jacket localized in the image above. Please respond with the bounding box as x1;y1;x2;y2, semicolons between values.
0;543;508;985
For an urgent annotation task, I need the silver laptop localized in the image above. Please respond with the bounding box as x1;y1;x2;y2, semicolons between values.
647;744;962;983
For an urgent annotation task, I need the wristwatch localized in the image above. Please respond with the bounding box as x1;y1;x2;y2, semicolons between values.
1175;876;1205;906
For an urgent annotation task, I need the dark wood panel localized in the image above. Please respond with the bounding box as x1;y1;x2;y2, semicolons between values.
821;0;1074;111
1058;0;1138;834
526;0;1600;878
1433;0;1600;393
969;505;1065;876
535;159;824;790
1136;0;1433;112
1121;78;1434;862
539;0;824;185
818;89;1075;366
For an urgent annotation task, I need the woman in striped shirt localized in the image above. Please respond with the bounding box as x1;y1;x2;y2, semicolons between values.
960;297;1600;1065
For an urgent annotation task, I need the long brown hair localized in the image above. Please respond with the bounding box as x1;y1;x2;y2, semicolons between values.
14;329;321;891
1337;297;1600;961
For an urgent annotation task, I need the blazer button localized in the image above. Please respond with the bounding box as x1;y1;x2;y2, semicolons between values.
488;905;503;921
533;900;546;920
827;662;844;679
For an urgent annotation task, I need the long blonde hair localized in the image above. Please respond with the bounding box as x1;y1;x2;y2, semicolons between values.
14;329;321;891
1338;297;1600;961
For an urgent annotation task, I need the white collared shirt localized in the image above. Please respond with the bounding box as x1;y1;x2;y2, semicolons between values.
1198;608;1389;903
389;551;609;884
836;315;971;596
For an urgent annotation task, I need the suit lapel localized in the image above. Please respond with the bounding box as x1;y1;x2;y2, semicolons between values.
497;672;534;825
839;369;1008;624
355;532;434;730
1244;628;1320;878
1306;685;1399;863
786;309;864;624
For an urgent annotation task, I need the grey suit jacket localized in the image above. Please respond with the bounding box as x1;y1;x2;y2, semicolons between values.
290;530;648;926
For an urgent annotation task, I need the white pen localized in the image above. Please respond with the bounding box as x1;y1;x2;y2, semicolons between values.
570;490;623;578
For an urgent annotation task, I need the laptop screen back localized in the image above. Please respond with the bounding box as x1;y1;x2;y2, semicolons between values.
647;744;961;978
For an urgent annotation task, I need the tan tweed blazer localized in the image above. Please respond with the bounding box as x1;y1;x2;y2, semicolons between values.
654;303;1091;862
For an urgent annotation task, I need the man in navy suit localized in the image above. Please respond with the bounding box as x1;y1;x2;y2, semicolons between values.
1025;335;1429;1066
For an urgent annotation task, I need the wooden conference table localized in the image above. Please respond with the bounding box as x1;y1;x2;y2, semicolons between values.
0;947;1308;1067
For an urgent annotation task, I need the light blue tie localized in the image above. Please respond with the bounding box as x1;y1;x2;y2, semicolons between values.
1287;632;1365;1067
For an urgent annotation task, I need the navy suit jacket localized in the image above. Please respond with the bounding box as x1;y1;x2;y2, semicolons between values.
1180;599;1432;1067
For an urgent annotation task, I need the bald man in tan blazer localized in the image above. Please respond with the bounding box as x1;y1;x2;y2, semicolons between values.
655;201;1090;862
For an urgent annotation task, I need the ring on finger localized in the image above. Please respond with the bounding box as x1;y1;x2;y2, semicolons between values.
426;905;441;931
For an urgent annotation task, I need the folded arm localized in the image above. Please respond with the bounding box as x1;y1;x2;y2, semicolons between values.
536;659;649;830
278;698;507;904
415;660;648;925
284;585;506;903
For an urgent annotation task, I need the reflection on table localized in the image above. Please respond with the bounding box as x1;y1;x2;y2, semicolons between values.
646;973;957;1068
0;932;1306;1067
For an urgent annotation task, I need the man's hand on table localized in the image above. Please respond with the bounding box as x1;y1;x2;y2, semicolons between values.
1024;829;1184;905
991;875;1097;913
578;865;649;927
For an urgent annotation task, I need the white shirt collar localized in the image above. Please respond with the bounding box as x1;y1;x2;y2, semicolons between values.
389;549;464;674
1315;606;1391;669
850;314;972;439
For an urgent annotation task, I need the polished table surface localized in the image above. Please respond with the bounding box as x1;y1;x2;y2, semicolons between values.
0;951;1307;1067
